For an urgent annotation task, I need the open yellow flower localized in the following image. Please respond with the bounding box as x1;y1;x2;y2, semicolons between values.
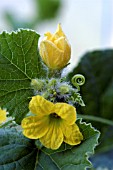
39;24;71;70
21;95;83;150
0;108;7;124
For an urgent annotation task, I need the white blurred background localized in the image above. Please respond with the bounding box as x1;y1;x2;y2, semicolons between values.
0;0;113;72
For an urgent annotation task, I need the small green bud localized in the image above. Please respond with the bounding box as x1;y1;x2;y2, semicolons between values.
42;92;49;99
31;79;44;91
59;85;70;94
53;91;57;96
48;79;57;86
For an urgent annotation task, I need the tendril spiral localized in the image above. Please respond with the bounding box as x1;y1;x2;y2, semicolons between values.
71;74;85;91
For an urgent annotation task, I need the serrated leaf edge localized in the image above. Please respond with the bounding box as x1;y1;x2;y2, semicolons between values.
78;119;100;170
0;28;40;36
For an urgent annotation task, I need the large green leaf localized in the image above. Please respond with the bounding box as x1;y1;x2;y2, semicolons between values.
0;120;100;170
36;119;100;170
0;128;37;170
0;29;46;124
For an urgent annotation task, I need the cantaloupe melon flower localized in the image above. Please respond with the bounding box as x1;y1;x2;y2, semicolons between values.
39;24;71;70
21;95;83;150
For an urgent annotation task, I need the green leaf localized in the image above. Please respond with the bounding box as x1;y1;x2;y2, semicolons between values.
0;29;46;124
0;128;37;170
36;119;100;170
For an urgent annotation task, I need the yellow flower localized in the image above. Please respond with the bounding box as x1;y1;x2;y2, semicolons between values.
22;95;83;150
0;108;7;124
39;24;71;70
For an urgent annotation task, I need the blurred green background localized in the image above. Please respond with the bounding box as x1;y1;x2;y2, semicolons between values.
3;0;61;30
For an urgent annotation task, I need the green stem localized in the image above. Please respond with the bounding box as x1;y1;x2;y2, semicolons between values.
48;69;62;78
78;114;113;126
34;149;40;170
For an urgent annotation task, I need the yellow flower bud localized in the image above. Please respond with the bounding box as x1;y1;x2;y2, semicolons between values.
39;24;71;70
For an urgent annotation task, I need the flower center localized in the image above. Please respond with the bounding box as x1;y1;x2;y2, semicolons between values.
50;113;61;119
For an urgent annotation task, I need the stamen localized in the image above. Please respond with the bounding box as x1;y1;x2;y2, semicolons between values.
50;113;60;119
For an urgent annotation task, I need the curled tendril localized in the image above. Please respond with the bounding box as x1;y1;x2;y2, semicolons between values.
71;74;85;91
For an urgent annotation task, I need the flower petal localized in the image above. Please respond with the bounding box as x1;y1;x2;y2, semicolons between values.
54;103;76;125
45;24;66;42
54;37;70;50
44;32;53;40
21;115;49;139
40;40;64;69
61;122;83;145
29;95;54;115
0;109;7;124
54;37;71;65
40;121;63;150
54;24;66;38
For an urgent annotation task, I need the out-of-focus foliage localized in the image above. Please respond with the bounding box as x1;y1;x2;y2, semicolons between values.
36;0;61;21
67;50;113;152
4;0;61;30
